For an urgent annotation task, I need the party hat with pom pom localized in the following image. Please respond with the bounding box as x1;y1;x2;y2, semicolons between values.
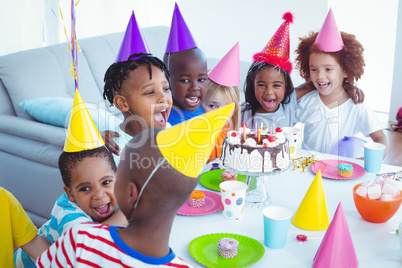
116;11;150;62
156;103;234;177
253;12;294;74
313;202;358;268
314;8;344;52
208;42;240;87
64;89;104;152
292;169;330;231
165;3;197;53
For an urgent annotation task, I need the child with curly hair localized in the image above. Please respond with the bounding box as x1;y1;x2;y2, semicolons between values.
295;9;388;156
242;12;363;130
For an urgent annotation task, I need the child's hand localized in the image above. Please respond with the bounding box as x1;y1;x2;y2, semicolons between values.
344;83;365;104
100;130;121;156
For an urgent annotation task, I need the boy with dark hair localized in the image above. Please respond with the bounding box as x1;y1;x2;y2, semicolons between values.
15;91;126;268
163;3;208;126
37;104;234;267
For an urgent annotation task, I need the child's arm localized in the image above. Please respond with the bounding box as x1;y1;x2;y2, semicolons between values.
20;235;51;260
100;130;121;156
369;129;389;158
295;83;314;100
343;83;365;104
101;208;128;227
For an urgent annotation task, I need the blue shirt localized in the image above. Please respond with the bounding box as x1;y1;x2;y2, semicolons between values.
167;106;205;126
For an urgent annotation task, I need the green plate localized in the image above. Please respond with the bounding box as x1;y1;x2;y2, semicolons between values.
199;169;256;192
188;233;265;268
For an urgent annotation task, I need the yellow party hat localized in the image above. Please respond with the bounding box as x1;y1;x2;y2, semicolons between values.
64;89;105;152
156;103;234;178
292;170;329;231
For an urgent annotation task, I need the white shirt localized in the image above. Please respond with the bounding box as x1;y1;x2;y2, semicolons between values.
296;90;383;154
241;91;297;129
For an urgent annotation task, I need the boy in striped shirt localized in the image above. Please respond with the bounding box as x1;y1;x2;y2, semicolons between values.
37;104;232;267
37;129;197;267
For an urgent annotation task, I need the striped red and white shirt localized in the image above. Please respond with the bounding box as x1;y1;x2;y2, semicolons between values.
36;222;195;268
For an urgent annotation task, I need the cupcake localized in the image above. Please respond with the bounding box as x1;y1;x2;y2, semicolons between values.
221;170;237;182
188;190;205;207
218;238;239;258
338;163;353;177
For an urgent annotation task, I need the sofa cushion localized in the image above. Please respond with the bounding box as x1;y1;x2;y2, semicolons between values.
0;42;105;120
19;97;122;131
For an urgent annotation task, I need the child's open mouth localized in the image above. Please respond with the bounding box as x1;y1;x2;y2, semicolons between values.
185;96;200;106
263;98;276;109
93;203;112;219
154;109;168;126
317;82;330;89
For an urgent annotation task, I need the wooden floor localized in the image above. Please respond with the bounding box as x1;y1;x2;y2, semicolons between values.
383;125;402;167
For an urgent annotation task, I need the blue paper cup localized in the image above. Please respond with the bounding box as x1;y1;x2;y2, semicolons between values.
364;142;386;173
263;206;292;249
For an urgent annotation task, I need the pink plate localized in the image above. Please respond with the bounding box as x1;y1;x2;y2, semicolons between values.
310;159;366;180
177;190;221;216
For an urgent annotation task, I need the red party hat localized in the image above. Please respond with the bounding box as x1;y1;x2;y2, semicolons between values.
253;12;294;74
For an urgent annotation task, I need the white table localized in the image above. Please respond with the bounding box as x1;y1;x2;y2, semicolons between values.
170;150;402;268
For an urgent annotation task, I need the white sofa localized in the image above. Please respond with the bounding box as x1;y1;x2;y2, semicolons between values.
0;25;250;226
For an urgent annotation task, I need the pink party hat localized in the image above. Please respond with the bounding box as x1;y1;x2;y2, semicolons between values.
165;3;197;53
253;12;294;74
314;8;344;52
116;11;150;62
208;42;240;87
313;202;358;268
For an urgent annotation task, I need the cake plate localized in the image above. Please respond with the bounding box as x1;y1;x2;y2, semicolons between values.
219;165;291;207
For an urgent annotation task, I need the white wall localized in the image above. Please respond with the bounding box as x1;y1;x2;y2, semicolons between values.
389;1;402;123
180;0;327;88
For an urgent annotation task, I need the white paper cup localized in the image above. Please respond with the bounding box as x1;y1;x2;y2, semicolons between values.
282;127;300;155
219;181;248;220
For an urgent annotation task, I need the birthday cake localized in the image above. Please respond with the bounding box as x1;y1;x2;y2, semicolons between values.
220;125;290;173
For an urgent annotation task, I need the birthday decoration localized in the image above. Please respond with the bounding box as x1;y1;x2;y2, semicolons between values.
208;42;240;87
115;10;150;62
156;103;235;178
64;89;105;152
313;202;358;268
253;12;294;74
165;2;197;53
292;170;330;231
329;136;366;158
314;8;344;52
292;155;327;173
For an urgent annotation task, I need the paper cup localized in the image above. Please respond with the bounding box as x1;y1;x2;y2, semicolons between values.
263;206;292;249
364;142;385;173
282;127;300;155
219;181;248;220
